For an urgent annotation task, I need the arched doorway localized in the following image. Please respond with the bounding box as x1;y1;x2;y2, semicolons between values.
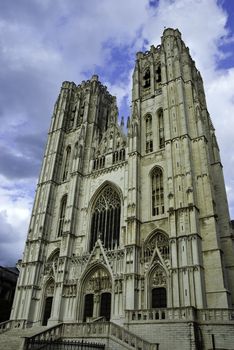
149;266;167;309
42;279;54;325
82;267;112;322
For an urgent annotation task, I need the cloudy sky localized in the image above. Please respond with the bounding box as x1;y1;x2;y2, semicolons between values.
0;0;234;266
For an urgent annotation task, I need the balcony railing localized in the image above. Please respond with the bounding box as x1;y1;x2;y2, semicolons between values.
23;321;159;350
126;307;234;323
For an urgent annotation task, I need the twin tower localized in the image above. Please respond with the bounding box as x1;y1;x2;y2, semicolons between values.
11;28;234;349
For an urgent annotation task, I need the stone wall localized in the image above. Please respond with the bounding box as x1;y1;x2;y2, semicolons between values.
128;321;234;350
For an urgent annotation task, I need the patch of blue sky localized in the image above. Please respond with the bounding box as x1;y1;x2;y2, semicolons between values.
216;0;234;70
82;41;137;120
83;42;134;84
82;34;154;123
148;0;159;9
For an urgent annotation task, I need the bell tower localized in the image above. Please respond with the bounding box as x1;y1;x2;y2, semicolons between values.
130;27;234;308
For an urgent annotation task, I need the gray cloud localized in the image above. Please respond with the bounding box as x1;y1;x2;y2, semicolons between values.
0;0;234;267
0;146;40;179
0;211;25;265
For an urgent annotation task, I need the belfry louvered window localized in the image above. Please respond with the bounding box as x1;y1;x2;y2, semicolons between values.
143;68;151;88
90;186;121;251
152;168;164;216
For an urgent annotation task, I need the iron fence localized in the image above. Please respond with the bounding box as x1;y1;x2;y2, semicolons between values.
25;339;105;350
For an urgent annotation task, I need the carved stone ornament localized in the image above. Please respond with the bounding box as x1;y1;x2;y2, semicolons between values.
45;280;55;297
151;267;167;287
143;232;169;263
84;268;112;294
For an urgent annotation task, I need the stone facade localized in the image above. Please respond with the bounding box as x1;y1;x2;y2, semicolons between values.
10;28;234;349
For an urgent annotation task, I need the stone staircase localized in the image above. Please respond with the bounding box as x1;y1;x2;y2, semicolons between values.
0;321;159;350
0;325;47;350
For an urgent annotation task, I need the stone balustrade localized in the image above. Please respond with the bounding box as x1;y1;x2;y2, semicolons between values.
62;322;159;349
197;308;234;322
22;321;159;350
0;319;29;333
24;322;63;348
0;320;12;334
126;307;196;322
108;321;158;350
126;307;234;323
62;322;109;338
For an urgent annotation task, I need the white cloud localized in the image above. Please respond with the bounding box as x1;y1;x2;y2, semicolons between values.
140;0;234;217
0;20;61;71
0;0;234;266
0;176;34;265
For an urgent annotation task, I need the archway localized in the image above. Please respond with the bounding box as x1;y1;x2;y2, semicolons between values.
82;266;112;322
149;266;167;309
42;279;54;325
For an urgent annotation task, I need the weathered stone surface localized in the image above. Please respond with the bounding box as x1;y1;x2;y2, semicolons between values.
9;28;234;350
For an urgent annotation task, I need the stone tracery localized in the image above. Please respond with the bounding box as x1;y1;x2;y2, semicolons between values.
90;185;121;251
143;231;169;264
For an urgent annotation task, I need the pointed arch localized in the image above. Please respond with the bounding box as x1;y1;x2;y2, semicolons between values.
143;230;169;265
47;249;60;262
145;114;153;153
79;264;113;322
44;277;55;297
156;64;162;83
157;109;164;149
149;264;167;308
42;277;55;325
89;183;122;252
151;166;164;216
143;67;151;88
62;146;71;181
145;114;152;133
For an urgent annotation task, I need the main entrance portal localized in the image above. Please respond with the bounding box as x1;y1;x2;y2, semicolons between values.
82;267;112;321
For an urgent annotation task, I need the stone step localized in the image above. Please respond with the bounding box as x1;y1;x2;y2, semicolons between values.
0;326;47;350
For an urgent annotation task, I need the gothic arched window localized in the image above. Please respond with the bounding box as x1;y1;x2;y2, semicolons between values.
90;186;121;251
158;109;164;149
62;146;71;181
145;114;153;153
143;231;169;264
74;142;79;159
156;65;161;83
152;167;164;216
58;195;67;237
143;68;151;88
145;114;152;133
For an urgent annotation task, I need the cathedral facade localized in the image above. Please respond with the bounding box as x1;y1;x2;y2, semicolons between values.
11;28;234;349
